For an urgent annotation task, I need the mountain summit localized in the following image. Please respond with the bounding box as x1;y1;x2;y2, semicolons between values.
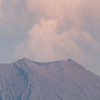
0;58;100;100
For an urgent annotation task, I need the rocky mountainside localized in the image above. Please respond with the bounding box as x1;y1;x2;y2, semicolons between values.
0;58;100;100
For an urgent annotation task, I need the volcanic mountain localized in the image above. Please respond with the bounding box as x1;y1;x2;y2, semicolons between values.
0;58;100;100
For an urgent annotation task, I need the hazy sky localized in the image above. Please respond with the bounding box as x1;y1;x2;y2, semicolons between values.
0;0;100;76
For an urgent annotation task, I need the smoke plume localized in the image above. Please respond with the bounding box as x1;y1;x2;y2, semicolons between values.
15;0;100;65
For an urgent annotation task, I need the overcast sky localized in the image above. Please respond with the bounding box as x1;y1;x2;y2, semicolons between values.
0;0;100;76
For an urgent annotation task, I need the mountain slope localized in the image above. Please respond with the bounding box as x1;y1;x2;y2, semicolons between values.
0;58;100;100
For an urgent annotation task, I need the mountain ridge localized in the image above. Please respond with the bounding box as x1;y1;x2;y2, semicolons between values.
0;58;100;100
15;57;84;68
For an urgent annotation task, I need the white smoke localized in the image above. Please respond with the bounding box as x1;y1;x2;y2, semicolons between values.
15;0;100;65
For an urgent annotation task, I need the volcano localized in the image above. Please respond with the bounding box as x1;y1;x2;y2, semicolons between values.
0;58;100;100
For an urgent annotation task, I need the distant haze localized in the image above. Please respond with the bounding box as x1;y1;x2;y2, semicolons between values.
0;0;100;76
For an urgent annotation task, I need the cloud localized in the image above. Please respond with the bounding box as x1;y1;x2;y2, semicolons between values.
10;0;19;4
26;0;83;27
0;8;4;21
26;0;100;26
0;0;3;6
0;0;4;23
15;0;100;65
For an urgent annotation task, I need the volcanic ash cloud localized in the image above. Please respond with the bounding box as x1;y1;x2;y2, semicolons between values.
15;0;100;65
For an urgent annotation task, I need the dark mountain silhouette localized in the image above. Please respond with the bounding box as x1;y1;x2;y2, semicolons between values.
0;58;100;100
